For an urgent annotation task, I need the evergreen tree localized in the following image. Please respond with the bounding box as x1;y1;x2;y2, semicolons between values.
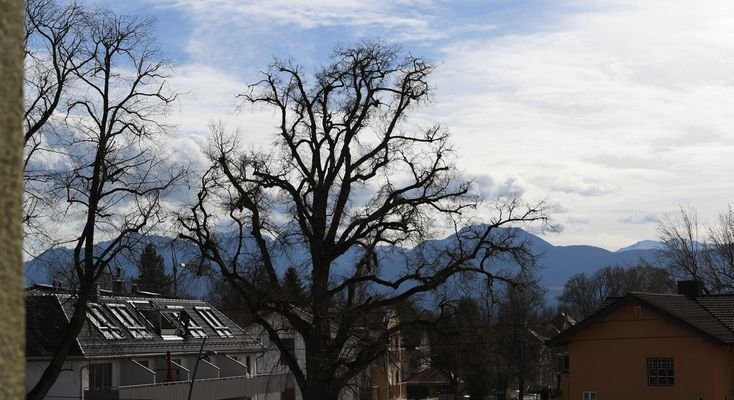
282;266;308;305
135;243;173;296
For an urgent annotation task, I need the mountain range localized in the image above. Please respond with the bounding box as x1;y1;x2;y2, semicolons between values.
25;229;663;302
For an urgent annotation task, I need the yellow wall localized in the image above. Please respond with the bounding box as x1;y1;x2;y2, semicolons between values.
563;302;734;400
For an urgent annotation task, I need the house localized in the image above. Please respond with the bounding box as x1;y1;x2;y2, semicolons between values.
226;307;406;400
25;284;291;400
548;281;734;400
404;368;454;400
359;309;406;400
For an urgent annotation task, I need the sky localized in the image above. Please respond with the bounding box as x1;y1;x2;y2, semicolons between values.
78;0;734;251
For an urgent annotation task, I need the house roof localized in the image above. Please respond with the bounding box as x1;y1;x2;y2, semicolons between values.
548;292;734;346
26;287;263;359
404;368;452;385
26;295;84;358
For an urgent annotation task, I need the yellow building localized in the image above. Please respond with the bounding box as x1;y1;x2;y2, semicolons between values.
549;282;734;400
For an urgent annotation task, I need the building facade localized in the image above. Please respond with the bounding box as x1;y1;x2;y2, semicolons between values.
26;285;290;399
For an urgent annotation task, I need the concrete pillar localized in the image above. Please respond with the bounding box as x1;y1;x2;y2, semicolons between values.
0;0;26;398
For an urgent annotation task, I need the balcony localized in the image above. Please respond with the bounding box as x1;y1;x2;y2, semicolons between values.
116;373;291;400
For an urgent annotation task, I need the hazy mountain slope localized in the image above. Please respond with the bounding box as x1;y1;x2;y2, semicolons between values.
25;228;661;301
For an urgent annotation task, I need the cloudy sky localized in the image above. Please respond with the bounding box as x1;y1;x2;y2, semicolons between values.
81;0;734;251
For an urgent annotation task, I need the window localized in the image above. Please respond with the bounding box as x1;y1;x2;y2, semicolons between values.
647;358;674;386
582;392;596;400
559;353;570;373
89;363;112;390
194;307;233;337
87;304;124;339
106;303;152;339
159;305;207;338
178;310;207;338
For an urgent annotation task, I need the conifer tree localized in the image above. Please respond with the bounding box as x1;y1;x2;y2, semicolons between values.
282;266;307;305
135;243;173;296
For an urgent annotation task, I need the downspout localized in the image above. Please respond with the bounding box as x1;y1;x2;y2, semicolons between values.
79;363;89;400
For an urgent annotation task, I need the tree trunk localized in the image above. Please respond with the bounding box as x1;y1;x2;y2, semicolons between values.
301;380;341;400
0;0;26;398
26;294;89;400
518;377;525;400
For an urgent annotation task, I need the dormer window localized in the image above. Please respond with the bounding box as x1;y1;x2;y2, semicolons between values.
164;306;207;338
195;306;233;338
106;303;152;339
87;304;124;339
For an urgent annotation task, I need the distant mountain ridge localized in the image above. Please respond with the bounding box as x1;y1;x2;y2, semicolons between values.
616;240;664;253
25;228;662;301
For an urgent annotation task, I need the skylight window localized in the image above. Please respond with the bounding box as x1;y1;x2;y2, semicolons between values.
195;307;234;338
180;310;207;338
106;303;152;339
164;306;207;338
87;304;124;339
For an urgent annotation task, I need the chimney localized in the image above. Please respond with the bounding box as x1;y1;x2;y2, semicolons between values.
677;280;705;297
112;266;125;295
90;284;100;302
131;283;138;295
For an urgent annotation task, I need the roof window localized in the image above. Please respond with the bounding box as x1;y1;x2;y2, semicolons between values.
87;304;124;339
106;303;152;339
195;306;234;338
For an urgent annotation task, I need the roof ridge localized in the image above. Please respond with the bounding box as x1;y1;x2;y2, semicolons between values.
627;291;684;296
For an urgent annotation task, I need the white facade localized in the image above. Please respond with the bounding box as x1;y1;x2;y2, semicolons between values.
25;290;293;400
26;350;286;400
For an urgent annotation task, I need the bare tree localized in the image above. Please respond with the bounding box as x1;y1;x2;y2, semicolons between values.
558;265;675;320
657;206;734;293
493;282;545;400
23;0;85;237
178;42;549;400
431;298;493;400
25;7;180;399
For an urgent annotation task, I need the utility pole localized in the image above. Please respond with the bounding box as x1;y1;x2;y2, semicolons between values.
171;240;179;297
188;338;212;400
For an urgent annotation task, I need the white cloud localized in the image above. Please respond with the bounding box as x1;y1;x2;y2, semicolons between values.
423;0;734;248
80;0;734;251
619;213;658;225
474;174;526;198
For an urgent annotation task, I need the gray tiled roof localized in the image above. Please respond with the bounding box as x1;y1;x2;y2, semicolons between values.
26;289;263;358
26;295;83;357
694;295;734;331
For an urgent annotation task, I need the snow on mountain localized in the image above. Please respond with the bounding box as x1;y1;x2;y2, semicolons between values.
616;240;664;253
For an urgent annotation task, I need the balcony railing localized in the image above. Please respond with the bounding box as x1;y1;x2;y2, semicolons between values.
116;373;291;400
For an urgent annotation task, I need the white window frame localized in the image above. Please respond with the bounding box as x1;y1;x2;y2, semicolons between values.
165;306;208;338
87;304;124;339
106;303;152;339
195;306;233;338
647;357;675;386
582;392;597;400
